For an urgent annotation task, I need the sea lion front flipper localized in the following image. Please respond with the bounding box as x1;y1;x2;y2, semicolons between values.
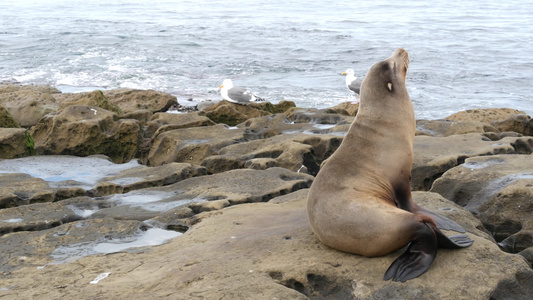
383;223;437;282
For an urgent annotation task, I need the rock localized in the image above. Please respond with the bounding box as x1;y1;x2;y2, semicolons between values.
445;108;526;124
0;218;153;273
287;108;348;125
238;113;352;139
147;124;246;166
0;84;59;127
411;133;521;191
58;90;122;115
416;119;498;137
2;190;531;299
102;89;177;114
202;100;272;126
120;109;153;126
252;100;296;114
493;114;533;136
197;100;218;111
0;128;32;159
0;196;100;236
0;105;20;128
90;162;207;197
147;111;216;139
29;106;141;163
202;133;342;175
0;173;85;208
325;101;359;116
430;154;533;263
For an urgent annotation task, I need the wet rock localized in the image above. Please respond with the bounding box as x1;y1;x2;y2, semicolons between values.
0;105;20;128
0;128;31;159
0;218;152;273
0;83;59;127
147;124;246;166
29;106;141;163
0;196;103;236
58;90;122;115
201;133;342;175
90;162;207;197
430;154;533;263
2;190;530;299
416;119;498;137
445;108;526;124
0;173;85;208
102;88;177;114
146;111;216;139
411;133;520;191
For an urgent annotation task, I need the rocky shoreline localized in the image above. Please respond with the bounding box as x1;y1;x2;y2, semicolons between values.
1;83;532;299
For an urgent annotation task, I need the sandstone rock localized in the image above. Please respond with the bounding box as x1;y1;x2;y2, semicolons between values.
445;108;526;124
412;133;521;191
1;190;530;299
416;119;498;137
103;88;177;114
147;124;246;166
202;133;342;175
0;105;20;128
146;111;215;139
0;173;85;208
202;100;272;126
430;154;533;263
0;84;59;127
58;90;122;115
493;114;533;136
0;128;30;159
29;106;141;163
238;113;352;139
325;101;359;116
287;108;348;125
0;196;101;236
120;109;153;126
0;218;152;273
90;162;207;197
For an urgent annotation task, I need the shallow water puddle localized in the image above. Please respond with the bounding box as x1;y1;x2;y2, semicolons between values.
51;227;182;264
108;190;205;212
0;155;141;189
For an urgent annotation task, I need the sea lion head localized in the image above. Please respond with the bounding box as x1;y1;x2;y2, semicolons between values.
359;48;410;103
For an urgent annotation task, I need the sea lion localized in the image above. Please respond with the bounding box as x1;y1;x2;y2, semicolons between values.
307;48;473;282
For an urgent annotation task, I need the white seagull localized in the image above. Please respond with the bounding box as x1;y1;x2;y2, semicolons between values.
219;79;264;104
342;69;362;102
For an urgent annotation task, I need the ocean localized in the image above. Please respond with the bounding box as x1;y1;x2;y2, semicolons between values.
1;0;532;119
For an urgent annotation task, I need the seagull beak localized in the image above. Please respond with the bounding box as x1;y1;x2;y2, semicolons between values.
341;72;346;75
219;84;223;89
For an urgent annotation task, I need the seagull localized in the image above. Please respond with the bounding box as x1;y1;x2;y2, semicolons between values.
342;69;362;103
219;79;264;104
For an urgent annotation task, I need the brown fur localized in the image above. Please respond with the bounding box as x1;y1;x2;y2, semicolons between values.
307;48;420;256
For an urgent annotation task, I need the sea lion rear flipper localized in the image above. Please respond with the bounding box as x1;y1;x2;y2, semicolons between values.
383;223;437;282
436;232;474;248
416;206;466;233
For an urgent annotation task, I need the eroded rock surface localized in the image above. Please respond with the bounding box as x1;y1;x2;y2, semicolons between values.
431;154;533;263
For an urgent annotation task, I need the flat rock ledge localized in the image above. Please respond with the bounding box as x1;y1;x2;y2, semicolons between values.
0;190;531;299
1;85;533;299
